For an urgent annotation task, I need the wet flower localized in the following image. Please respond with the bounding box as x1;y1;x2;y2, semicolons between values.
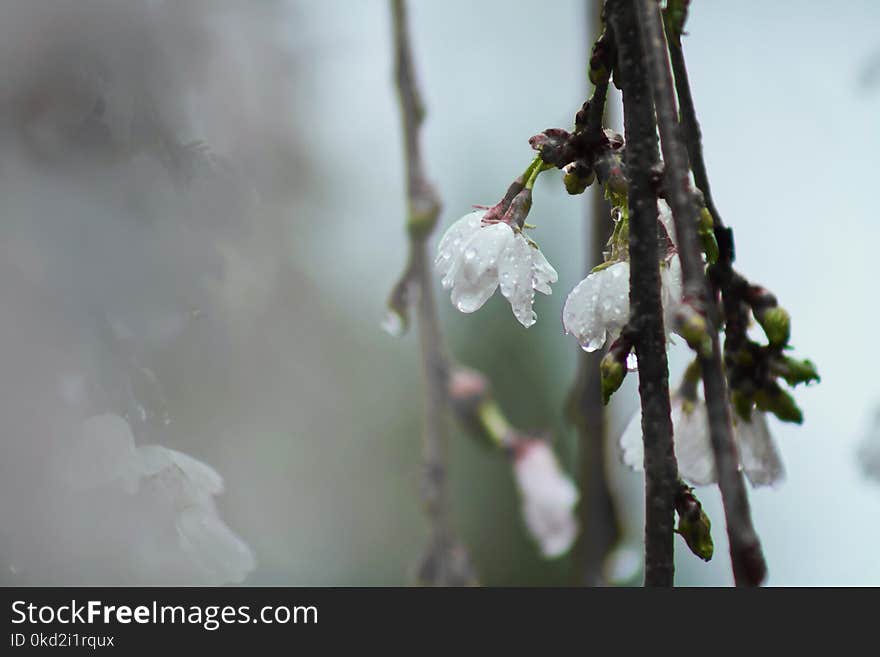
512;439;579;558
619;400;784;487
435;210;557;328
563;256;682;352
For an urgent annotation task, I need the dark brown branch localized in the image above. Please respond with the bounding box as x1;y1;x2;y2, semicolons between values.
389;0;473;586
569;0;622;587
663;15;728;255
607;0;678;587
635;0;766;586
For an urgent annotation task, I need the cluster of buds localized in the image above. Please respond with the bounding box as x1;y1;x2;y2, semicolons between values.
716;273;820;424
528;124;624;199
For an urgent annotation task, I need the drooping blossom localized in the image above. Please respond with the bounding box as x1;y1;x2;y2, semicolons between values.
512;439;579;558
619;400;785;487
69;413;256;585
563;256;682;352
435;210;557;328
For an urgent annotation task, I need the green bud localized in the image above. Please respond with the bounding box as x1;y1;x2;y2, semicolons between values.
757;306;791;348
406;202;440;240
775;357;820;387
663;0;691;45
677;306;712;358
731;389;753;421
563;163;595;195
588;63;610;87
698;208;719;264
675;484;713;562
600;352;627;405
755;386;803;424
566;170;594;195
677;508;714;562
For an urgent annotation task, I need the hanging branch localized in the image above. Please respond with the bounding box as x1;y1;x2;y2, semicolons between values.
607;0;679;587
568;0;622;586
634;0;767;586
387;0;473;586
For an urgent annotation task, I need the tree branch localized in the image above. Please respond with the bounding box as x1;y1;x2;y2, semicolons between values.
635;0;767;586
607;0;678;587
389;0;473;586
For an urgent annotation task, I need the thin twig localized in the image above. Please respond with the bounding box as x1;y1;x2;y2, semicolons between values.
389;0;473;586
569;0;622;587
635;0;767;586
607;0;678;587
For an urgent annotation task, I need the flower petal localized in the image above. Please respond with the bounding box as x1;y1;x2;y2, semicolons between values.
672;401;716;485
435;211;483;289
619;398;716;487
563;261;630;352
619;410;644;471
449;222;513;313
498;233;537;327
531;247;558;296
734;412;785;487
661;255;683;331
513;441;579;558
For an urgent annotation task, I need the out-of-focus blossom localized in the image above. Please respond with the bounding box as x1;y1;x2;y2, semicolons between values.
69;413;255;585
512;440;578;558
620;399;784;487
858;408;880;482
563;256;682;352
435;211;557;328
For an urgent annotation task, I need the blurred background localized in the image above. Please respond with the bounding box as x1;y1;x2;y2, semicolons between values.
1;0;878;586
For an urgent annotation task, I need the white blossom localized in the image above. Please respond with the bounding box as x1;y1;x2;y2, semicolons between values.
562;256;682;352
512;440;579;558
734;411;786;487
68;413;255;585
435;210;558;328
619;400;784;487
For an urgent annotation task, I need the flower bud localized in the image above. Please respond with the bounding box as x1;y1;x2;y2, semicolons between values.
773;357;820;387
528;128;571;168
677;507;714;562
600;350;627;405
674;484;713;561
663;0;691;45
731;389;754;422
676;303;712;358
562;161;595;195
588;30;614;86
756;306;791;347
698;207;719;264
755;384;803;424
